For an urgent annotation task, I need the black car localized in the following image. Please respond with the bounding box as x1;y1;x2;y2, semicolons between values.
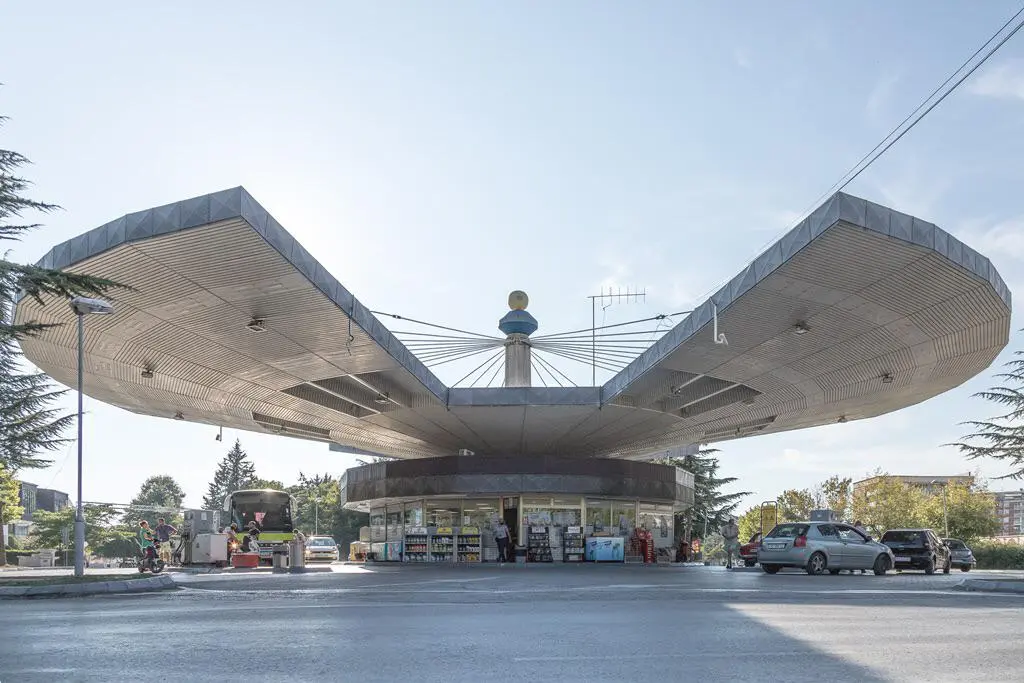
880;529;951;574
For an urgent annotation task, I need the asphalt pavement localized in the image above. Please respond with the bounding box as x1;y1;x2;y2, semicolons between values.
3;565;1023;682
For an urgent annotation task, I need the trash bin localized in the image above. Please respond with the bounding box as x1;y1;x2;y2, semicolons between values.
272;546;289;571
288;539;306;572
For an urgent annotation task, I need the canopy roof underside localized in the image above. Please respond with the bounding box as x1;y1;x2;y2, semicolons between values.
14;188;1011;460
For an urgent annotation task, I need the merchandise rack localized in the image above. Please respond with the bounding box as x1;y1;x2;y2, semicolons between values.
404;527;429;563
457;526;482;563
431;527;455;563
563;525;585;563
528;525;553;562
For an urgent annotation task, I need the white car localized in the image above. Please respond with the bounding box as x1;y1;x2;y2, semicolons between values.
305;536;340;562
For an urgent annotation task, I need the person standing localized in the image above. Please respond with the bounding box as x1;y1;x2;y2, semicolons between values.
494;519;512;563
721;518;740;569
154;517;177;564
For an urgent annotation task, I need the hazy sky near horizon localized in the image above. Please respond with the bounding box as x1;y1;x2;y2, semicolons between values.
3;2;1024;513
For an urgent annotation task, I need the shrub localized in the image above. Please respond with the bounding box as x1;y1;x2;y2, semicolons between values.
4;549;35;565
971;541;1024;570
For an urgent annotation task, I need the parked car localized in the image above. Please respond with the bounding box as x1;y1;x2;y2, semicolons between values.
304;536;340;562
943;538;976;572
740;532;762;567
879;529;950;574
758;522;895;575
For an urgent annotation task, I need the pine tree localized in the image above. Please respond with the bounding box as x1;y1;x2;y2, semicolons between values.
202;439;258;509
1;113;119;470
657;448;749;540
951;336;1024;479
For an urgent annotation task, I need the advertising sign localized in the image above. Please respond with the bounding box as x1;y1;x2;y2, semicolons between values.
585;537;625;562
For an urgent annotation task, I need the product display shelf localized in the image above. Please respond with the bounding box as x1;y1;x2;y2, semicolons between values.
563;526;585;563
404;527;430;563
457;526;482;563
527;525;553;563
431;527;455;563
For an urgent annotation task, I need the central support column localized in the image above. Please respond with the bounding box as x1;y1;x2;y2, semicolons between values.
498;290;538;389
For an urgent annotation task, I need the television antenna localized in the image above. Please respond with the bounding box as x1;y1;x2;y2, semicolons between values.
586;286;646;385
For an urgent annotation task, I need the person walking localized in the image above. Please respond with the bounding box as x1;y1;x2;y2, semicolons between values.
721;518;740;569
494;519;512;563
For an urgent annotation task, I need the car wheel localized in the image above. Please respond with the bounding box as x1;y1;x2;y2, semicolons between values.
961;566;971;573
806;552;827;575
924;557;936;575
943;559;951;574
873;554;891;576
744;559;756;567
762;564;780;574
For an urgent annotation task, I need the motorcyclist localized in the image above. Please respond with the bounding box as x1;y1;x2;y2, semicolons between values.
138;520;158;566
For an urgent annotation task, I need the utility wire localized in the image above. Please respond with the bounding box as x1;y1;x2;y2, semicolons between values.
452;349;505;386
373;311;501;340
532;311;691;340
686;4;1024;310
797;3;1024;220
533;352;577;387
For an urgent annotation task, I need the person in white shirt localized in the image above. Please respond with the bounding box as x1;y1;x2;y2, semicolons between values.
494;520;512;563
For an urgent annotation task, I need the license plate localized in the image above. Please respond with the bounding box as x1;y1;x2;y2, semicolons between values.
765;543;786;550
894;556;909;562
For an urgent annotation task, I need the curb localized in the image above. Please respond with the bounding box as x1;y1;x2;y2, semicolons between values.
0;573;177;599
952;578;1024;595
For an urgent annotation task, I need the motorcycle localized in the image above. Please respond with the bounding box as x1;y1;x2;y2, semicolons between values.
138;540;165;574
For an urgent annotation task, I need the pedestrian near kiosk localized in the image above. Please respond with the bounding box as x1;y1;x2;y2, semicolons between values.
721;518;740;569
494;519;512;563
154;517;177;564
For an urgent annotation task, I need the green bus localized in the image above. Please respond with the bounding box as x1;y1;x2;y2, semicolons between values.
223;489;296;562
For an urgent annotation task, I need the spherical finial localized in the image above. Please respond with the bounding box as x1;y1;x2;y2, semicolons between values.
508;290;529;311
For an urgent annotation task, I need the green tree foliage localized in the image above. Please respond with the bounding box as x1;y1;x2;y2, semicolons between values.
776;488;816;523
815;476;853;520
29;503;120;551
657;448;748;539
919;483;1000;543
1;464;24;561
289;472;337;536
951;336;1024;479
252;479;286;491
851;476;926;538
122;475;186;528
202;439;257;509
286;472;365;548
737;505;764;542
1;114;119;470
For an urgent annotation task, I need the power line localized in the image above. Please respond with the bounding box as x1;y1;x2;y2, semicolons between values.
372;311;502;340
686;5;1024;310
798;2;1024;218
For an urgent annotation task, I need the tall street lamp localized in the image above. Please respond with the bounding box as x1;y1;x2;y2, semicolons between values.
69;296;114;577
930;480;950;538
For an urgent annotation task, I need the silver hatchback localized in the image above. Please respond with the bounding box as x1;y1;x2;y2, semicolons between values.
758;522;895;575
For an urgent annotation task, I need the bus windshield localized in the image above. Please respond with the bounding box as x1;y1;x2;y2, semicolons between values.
229;492;293;532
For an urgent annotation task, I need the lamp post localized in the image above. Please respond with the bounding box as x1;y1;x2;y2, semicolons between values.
314;497;319;536
69;296;114;577
930;480;949;538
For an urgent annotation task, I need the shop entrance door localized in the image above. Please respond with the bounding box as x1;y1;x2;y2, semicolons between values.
502;496;519;550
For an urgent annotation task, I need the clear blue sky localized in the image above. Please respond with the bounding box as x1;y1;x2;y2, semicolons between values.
3;1;1023;512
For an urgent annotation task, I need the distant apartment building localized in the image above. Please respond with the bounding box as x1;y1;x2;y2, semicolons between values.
993;490;1024;536
4;481;71;544
853;474;975;496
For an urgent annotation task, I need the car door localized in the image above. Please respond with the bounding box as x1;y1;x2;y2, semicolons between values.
835;524;874;568
815;524;845;568
927;531;947;568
